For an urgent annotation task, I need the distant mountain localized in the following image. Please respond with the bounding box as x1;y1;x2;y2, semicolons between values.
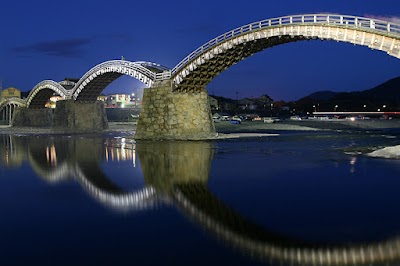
302;91;338;101
297;76;400;111
361;76;400;101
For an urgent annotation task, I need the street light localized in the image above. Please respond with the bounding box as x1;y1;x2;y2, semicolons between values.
334;105;338;112
313;105;316;112
270;103;273;117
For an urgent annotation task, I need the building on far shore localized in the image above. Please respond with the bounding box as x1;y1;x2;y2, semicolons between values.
208;96;219;111
105;93;141;108
97;95;108;102
1;87;21;103
238;98;259;110
106;94;130;108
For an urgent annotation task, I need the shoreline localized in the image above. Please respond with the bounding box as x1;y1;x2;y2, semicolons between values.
1;119;399;137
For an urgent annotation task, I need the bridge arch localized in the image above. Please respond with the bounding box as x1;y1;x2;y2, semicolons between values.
0;98;26;124
26;80;69;109
72;60;170;102
171;14;400;91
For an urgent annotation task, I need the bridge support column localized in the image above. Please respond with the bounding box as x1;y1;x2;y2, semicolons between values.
12;107;53;127
136;81;215;140
53;100;108;132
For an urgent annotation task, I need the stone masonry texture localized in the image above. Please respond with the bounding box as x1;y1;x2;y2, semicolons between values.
136;81;215;140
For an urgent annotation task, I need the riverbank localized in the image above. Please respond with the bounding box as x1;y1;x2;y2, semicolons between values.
214;119;400;133
1;119;399;136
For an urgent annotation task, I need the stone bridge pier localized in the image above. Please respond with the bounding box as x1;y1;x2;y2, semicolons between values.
135;80;215;140
12;108;54;127
12;100;108;132
52;100;108;132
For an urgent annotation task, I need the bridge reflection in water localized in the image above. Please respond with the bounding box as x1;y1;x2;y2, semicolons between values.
1;135;400;266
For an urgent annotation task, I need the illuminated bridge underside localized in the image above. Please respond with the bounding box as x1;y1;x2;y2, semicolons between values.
175;36;304;91
173;23;400;91
174;183;400;266
72;60;170;102
26;80;68;109
74;72;123;102
28;88;60;109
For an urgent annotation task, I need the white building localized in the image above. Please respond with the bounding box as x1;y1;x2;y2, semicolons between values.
106;94;132;108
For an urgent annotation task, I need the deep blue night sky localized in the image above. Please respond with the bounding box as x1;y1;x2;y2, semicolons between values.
1;0;400;101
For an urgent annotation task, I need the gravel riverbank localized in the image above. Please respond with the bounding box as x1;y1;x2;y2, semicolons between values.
214;119;400;133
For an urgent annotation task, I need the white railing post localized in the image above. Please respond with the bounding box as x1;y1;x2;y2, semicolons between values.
340;16;343;24
314;15;317;23
388;23;391;32
370;20;375;29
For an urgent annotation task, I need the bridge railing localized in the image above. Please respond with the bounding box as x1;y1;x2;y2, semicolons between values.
155;71;171;80
101;60;159;80
26;80;70;106
74;60;166;90
170;14;400;78
134;61;171;72
0;97;27;111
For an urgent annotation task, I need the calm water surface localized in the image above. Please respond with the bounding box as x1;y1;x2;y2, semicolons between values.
1;130;400;266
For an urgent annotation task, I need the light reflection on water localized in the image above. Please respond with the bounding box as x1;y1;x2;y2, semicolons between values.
1;132;400;265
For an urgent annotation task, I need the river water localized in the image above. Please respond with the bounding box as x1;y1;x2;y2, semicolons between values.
1;130;400;266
